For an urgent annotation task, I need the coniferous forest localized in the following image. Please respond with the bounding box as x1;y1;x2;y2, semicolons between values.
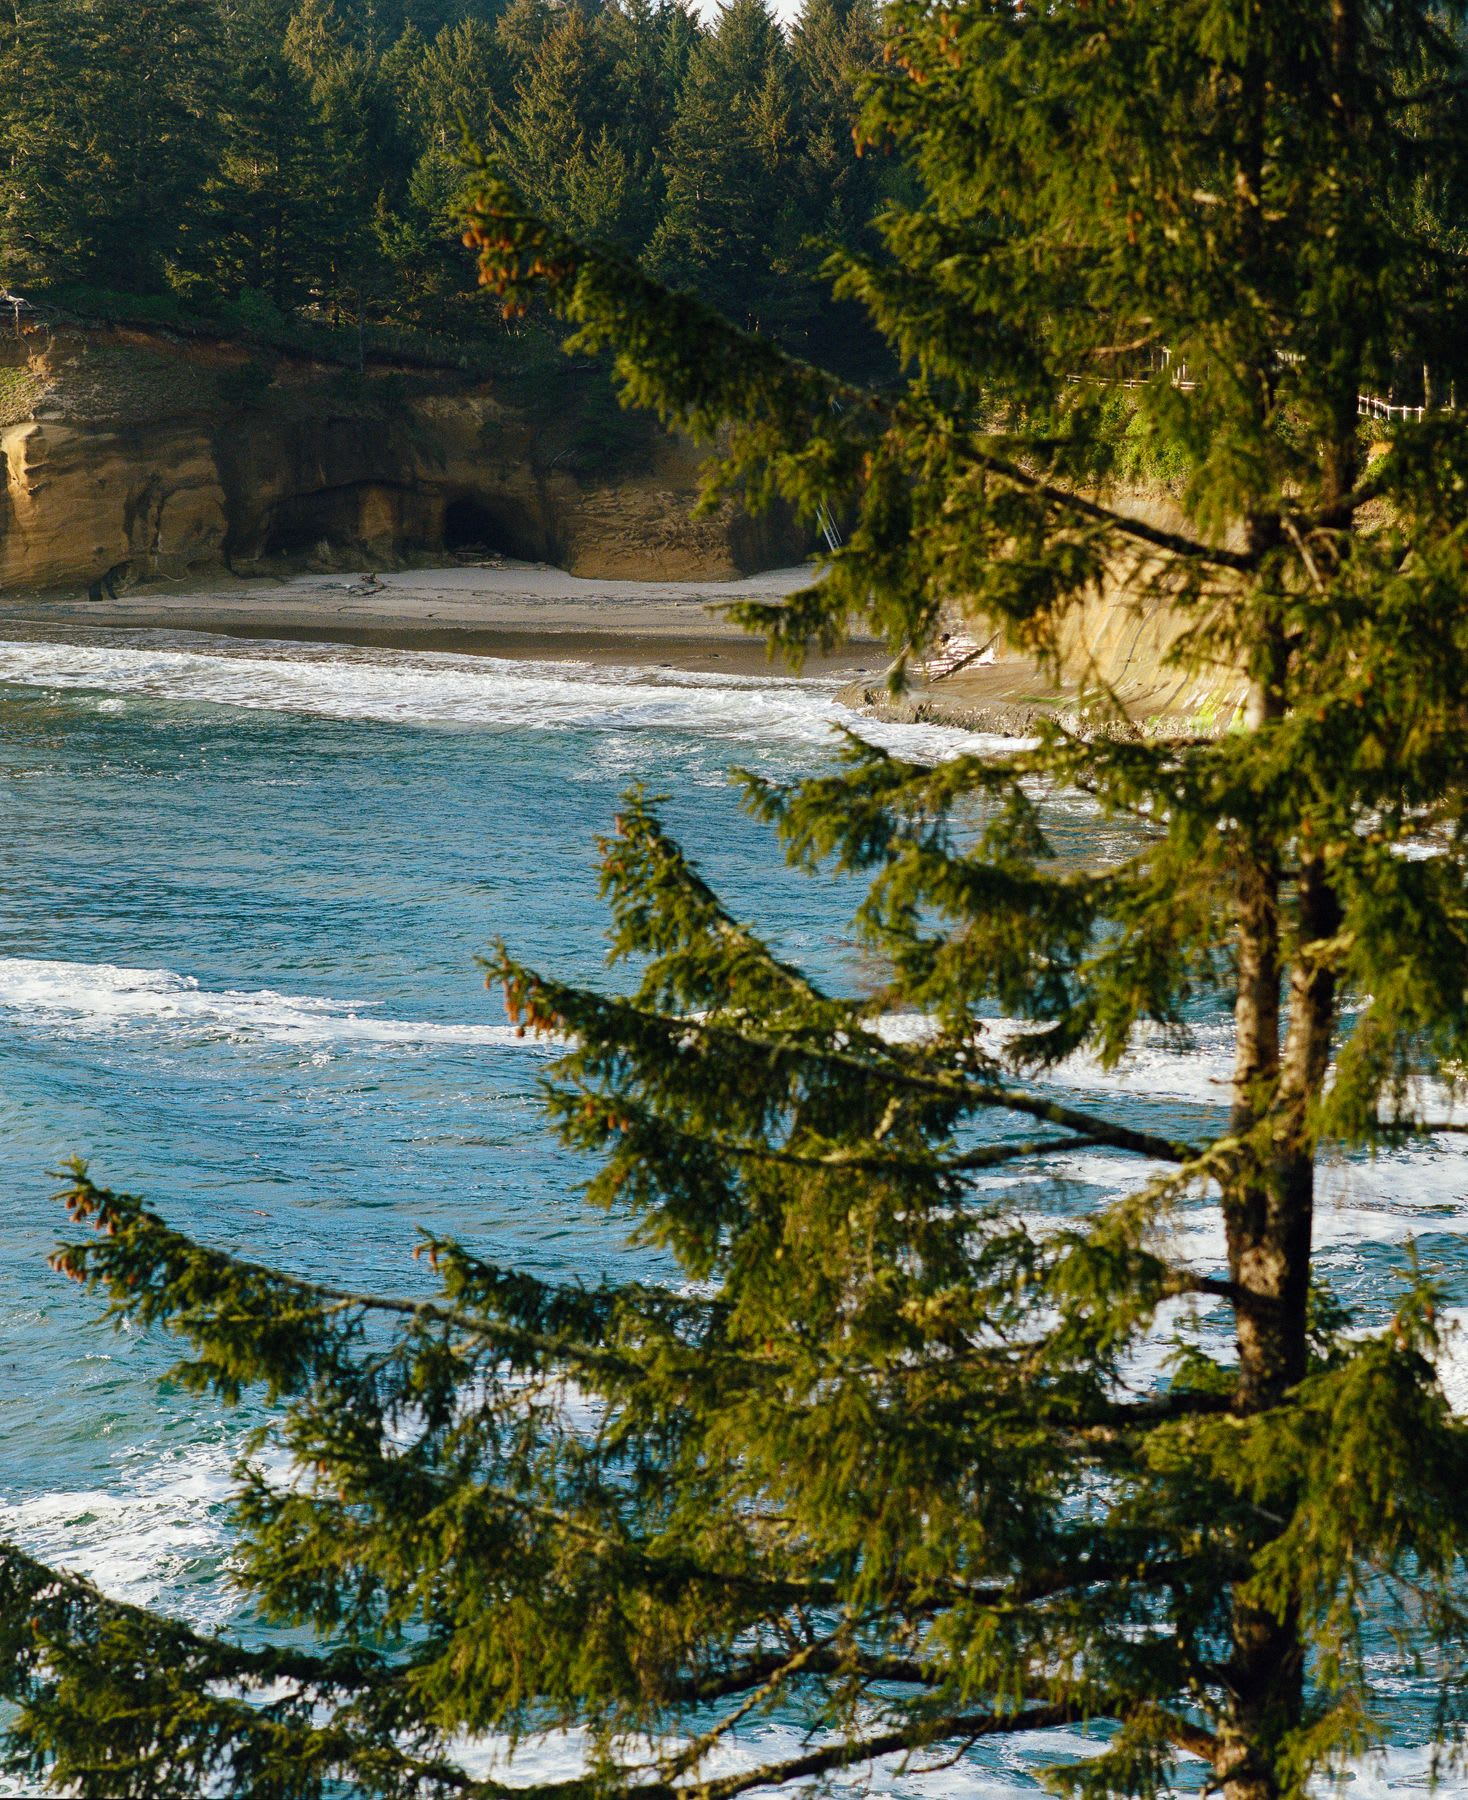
0;0;891;373
10;2;1468;1799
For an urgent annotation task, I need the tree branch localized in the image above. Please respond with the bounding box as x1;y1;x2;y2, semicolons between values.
54;1173;645;1376
0;1539;390;1694
1379;1118;1468;1135
663;1635;839;1780
672;1648;932;1705
630;1704;1082;1800
1383;73;1468;109
551;995;1204;1164
464;183;1256;580
521;1694;1218;1800
607;1100;1113;1178
958;437;1256;571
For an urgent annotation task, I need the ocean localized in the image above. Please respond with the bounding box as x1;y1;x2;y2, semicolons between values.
0;625;1463;1796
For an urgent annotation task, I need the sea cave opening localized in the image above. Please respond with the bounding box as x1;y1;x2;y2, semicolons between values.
441;495;502;552
261;487;362;557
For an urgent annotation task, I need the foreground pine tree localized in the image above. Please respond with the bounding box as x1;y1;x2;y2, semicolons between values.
8;2;1468;1796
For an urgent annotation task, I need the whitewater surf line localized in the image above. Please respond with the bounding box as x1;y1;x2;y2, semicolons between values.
0;958;536;1048
0;634;1019;763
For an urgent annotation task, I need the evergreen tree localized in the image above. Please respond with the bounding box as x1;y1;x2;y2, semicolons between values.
596;0;690;249
216;0;330;310
648;0;803;331
389;14;506;152
788;0;880;243
491;6;623;238
650;0;698;104
17;2;1468;1799
1384;27;1468;410
488;2;676;252
0;0;876;340
785;0;891;370
493;0;556;72
0;0;223;293
377;16;511;317
284;0;403;318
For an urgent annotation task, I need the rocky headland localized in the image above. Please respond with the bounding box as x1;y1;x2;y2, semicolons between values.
0;320;799;598
0;319;1247;735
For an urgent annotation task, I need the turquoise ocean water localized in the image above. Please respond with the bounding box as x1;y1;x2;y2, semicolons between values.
0;624;1464;1795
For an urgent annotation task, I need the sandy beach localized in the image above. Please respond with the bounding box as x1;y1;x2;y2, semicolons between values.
0;561;888;679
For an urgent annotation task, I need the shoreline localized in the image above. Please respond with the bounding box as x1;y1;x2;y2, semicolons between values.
0;560;1238;738
0;562;887;681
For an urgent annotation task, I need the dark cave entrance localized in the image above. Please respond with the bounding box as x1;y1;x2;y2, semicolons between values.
246;486;544;566
261;486;370;557
441;495;501;552
263;499;335;556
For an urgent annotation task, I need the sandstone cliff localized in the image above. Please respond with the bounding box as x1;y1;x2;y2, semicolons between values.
0;319;1247;737
0;323;799;597
840;495;1249;737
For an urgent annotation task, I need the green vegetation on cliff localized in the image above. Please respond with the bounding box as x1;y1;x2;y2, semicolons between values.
0;0;894;378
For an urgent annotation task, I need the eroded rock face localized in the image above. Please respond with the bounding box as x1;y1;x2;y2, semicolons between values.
840;499;1249;738
0;324;800;596
1;417;230;592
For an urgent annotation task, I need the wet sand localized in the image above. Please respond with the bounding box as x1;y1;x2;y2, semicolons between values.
0;562;888;679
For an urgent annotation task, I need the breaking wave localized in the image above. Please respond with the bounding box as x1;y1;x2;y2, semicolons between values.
0;635;1017;763
0;956;531;1047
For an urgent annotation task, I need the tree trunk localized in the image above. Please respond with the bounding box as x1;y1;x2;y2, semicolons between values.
1216;567;1297;1799
1214;0;1362;1739
1217;486;1350;1800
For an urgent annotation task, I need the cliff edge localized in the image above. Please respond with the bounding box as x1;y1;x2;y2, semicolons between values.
0;322;800;597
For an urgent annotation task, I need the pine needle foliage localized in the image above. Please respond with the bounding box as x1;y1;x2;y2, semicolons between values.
9;2;1468;1798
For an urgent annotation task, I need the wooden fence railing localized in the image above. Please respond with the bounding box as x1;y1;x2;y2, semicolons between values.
1358;393;1441;422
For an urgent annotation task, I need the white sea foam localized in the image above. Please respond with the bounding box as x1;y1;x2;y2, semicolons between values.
438;1714;1419;1796
0;635;1018;763
883;1010;1468;1124
1025;1144;1468;1264
874;1011;1234;1107
446;1717;1135;1797
0;956;536;1048
0;1442;237;1618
